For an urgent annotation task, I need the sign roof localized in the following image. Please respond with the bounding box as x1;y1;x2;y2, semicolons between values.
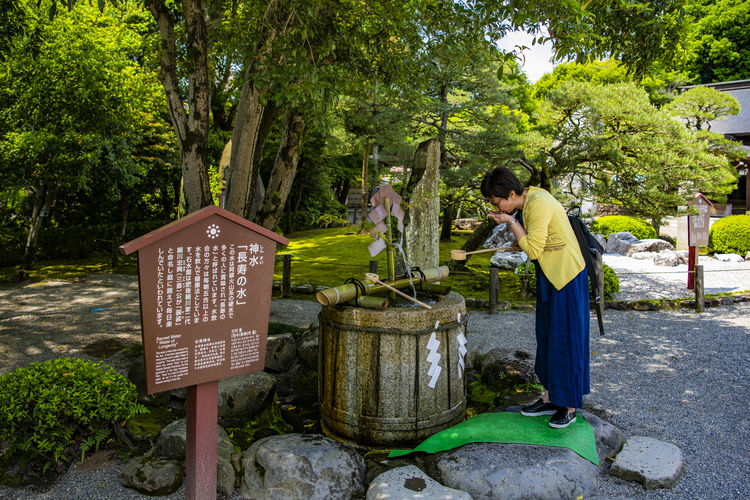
120;205;289;255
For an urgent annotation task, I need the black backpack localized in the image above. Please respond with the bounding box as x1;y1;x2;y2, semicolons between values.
567;207;605;336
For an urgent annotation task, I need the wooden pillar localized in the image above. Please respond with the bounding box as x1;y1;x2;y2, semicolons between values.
281;254;292;297
489;267;498;314
694;265;704;313
687;246;697;290
186;381;218;500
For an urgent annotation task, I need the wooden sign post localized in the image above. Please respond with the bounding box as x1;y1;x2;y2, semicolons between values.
120;205;288;500
687;193;712;292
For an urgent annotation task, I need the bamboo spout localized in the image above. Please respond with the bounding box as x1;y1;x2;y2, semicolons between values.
315;266;449;306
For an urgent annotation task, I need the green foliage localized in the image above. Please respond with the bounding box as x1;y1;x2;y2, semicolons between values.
603;264;620;297
0;358;146;472
683;0;750;83
592;216;657;240
225;395;292;451
708;215;750;255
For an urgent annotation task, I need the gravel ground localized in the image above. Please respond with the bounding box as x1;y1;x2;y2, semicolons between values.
0;255;748;499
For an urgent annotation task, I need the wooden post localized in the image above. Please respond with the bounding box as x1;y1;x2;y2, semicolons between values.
695;264;704;313
687;246;697;290
489;267;498;314
186;381;218;500
282;253;292;297
369;260;378;274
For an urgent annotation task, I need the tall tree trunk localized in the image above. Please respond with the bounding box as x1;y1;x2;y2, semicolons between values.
360;137;372;222
224;80;265;218
256;107;306;230
23;183;58;269
440;193;454;242
148;0;212;215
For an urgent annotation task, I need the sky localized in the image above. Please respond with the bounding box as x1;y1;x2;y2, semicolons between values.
496;30;556;83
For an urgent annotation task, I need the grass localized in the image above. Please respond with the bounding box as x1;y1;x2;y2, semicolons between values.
1;227;528;302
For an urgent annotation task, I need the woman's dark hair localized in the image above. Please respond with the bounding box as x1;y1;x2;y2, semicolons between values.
481;167;524;199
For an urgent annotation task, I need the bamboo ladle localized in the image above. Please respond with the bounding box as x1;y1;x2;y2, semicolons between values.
364;273;432;310
450;246;514;261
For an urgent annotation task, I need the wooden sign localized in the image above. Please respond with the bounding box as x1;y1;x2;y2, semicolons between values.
687;194;712;247
120;205;289;394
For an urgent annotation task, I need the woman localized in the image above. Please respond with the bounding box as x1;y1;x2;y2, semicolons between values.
481;167;589;429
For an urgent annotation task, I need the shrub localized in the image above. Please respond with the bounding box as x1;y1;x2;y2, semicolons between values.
709;215;750;255
591;215;657;240
0;358;146;472
516;262;620;300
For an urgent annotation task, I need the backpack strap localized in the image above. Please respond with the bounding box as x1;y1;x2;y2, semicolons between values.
569;217;605;336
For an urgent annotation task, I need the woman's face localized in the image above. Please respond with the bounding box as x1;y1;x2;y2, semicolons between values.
487;194;516;214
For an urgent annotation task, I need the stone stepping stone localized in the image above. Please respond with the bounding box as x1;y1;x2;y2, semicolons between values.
610;435;684;489
367;465;472;499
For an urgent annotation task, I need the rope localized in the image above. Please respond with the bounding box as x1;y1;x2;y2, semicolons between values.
343;277;366;302
318;312;470;336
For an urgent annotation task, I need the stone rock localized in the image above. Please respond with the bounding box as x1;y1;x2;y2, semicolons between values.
746;251;750;261
484;222;516;249
631;251;657;260
715;253;745;263
291;283;315;294
480;348;537;391
217;371;276;419
610;436;684;489
404;138;441;270
465;297;486;309
578;410;626;463
659;234;676;246
632;300;659;311
120;456;184;496
489;251;528;270
296;325;319;370
594;233;607;249
217;432;238;496
239;433;366;500
127;356;171;406
156;418;231;460
367;465;472;500
605;232;639;255
425;443;598;499
265;333;297;372
654;251;682;267
453;218;481;231
625;238;674;256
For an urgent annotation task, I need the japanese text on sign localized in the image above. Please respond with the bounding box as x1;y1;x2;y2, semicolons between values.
153;243;265;328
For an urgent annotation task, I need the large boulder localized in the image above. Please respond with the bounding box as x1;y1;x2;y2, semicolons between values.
425;443;598;499
605;232;639;255
239;433;366;500
489;251;528;270
217;371;276;419
295;325;319;370
610;436;684;489
156;418;231;460
367;465;472;500
264;333;297;372
484;222;516;249
480;348;537;391
654;250;688;267
625;238;674;256
120;456;184;496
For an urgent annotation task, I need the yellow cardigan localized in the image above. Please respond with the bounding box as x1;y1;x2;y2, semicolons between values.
517;187;585;290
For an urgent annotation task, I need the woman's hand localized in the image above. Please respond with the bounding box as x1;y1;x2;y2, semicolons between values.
489;210;517;226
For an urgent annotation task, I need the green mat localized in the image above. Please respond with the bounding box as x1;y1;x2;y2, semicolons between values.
388;412;599;465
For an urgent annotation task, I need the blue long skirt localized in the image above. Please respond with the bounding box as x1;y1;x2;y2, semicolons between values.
534;263;590;409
